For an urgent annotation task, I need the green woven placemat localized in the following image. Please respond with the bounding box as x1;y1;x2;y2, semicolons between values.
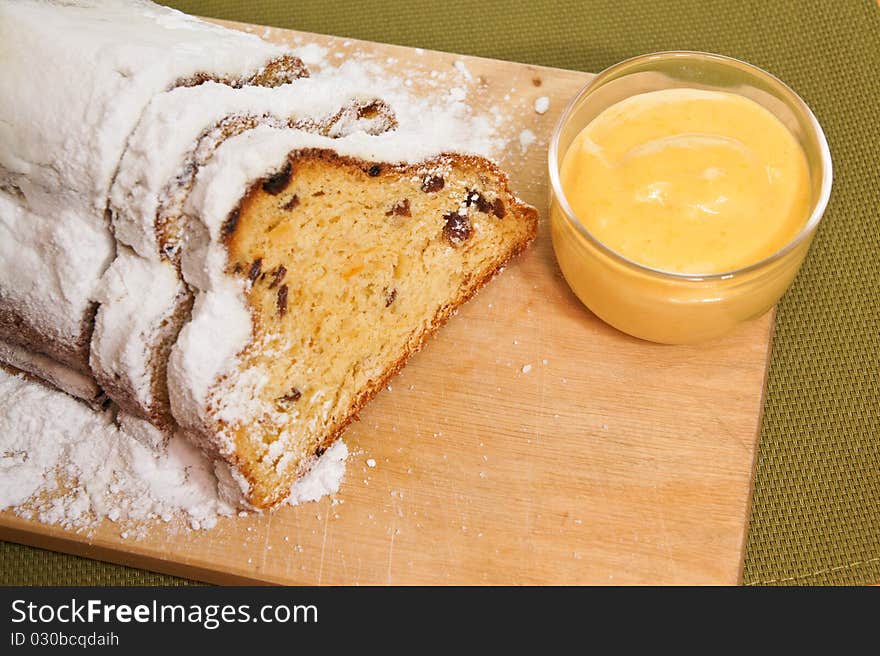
2;0;877;586
0;542;199;586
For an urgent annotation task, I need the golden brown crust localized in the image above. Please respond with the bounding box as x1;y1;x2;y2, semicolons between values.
248;55;310;88
176;54;309;90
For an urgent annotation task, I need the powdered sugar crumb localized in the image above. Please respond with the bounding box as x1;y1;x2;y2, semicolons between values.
534;96;550;114
292;43;328;67
286;441;348;506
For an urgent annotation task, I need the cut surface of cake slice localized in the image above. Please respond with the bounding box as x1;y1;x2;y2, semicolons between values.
169;126;537;508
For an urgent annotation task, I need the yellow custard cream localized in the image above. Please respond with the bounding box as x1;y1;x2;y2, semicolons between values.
560;89;811;274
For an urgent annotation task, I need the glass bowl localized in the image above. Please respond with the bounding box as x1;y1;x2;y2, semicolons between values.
548;51;832;344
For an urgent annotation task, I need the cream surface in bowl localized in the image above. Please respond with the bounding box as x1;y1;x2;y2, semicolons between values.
549;51;832;344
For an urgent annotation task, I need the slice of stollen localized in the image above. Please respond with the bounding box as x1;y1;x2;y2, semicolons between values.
168;124;538;508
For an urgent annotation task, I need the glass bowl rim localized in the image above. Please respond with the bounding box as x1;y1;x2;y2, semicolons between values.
547;50;833;282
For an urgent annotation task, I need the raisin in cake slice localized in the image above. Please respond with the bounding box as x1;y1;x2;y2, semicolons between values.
92;77;395;431
0;0;304;386
169;125;537;508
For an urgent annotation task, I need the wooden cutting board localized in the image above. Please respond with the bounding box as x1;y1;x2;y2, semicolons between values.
0;19;774;585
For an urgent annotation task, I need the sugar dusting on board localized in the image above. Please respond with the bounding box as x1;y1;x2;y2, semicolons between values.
0;369;347;537
291;42;328;67
519;129;537;153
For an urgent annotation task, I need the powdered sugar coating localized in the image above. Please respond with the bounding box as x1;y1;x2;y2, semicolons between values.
519;129;537;153
0;190;114;369
99;65;413;423
0;0;287;216
0;368;348;531
0;369;233;529
0;2;514;519
169;261;253;443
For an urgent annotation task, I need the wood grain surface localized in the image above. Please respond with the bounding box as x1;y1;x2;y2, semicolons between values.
0;20;774;585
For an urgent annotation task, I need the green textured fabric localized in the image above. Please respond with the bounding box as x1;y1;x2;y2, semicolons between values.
2;0;877;585
0;542;198;586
